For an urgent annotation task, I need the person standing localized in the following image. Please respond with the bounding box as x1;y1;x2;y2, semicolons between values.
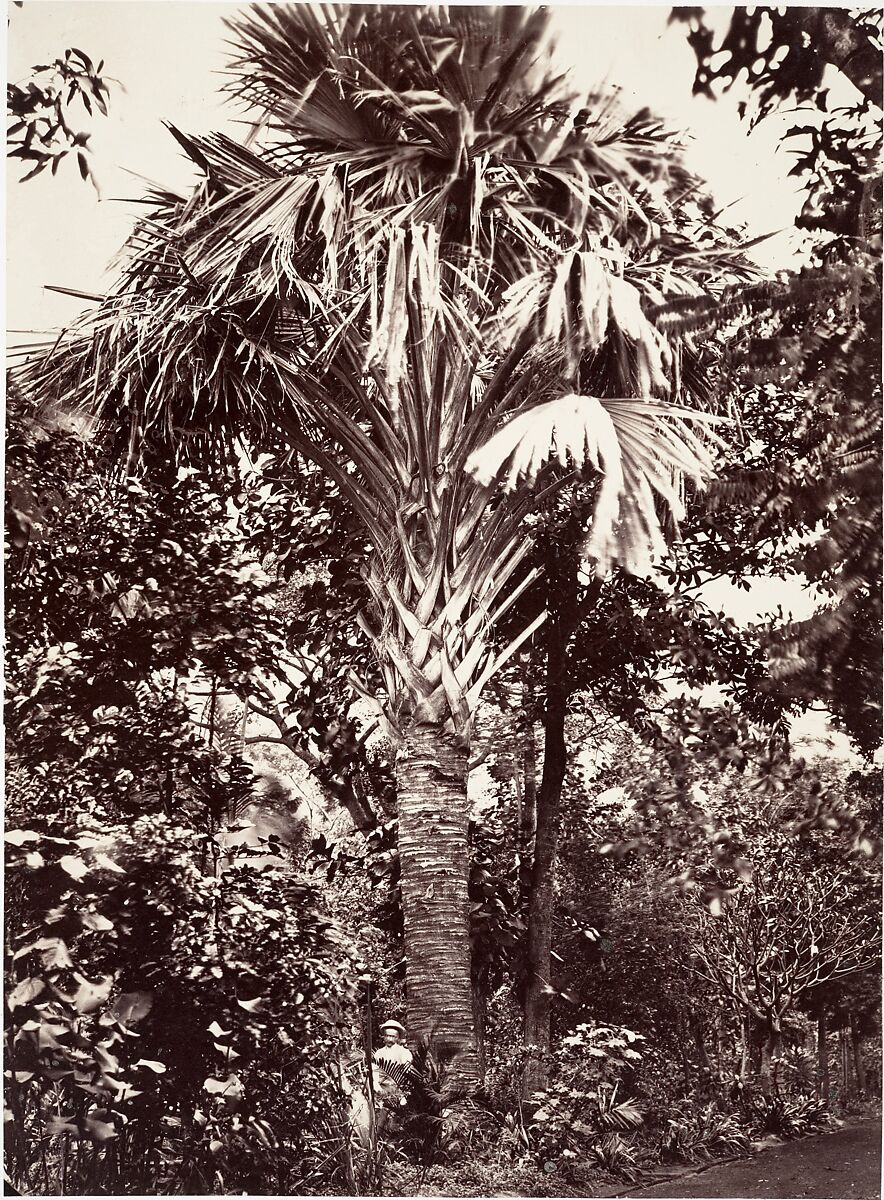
372;1019;413;1070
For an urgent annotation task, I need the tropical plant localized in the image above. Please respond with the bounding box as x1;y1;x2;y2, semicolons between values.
659;1103;751;1163
18;3;761;1083
527;1021;645;1169
744;1093;830;1140
529;1081;643;1177
587;1132;641;1181
686;835;880;1095
394;1037;474;1168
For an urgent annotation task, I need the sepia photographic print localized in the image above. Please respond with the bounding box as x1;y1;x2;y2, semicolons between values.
5;3;882;1197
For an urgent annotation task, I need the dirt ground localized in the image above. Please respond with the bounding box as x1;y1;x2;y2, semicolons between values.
616;1118;882;1200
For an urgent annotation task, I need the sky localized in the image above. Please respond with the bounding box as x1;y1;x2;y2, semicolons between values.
4;1;855;757
7;1;811;338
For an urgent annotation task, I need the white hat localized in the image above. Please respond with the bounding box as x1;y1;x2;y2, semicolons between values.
379;1019;406;1036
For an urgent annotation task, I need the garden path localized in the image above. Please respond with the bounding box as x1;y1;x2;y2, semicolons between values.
608;1117;881;1200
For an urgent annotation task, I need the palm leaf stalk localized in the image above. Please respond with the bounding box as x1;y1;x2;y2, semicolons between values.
18;4;760;1084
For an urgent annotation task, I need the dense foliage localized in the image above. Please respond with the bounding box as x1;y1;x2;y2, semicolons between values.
5;4;881;1195
4;398;359;1194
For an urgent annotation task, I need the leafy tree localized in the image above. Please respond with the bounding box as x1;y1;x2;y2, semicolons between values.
19;4;759;1082
505;481;794;1098
590;724;881;1091
538;720;880;1146
686;840;879;1094
724;279;881;754
4;396;359;1194
671;5;882;754
672;7;882;114
5;392;288;824
7;45;113;188
555;848;717;1104
239;466;392;834
5;818;356;1194
648;258;882;756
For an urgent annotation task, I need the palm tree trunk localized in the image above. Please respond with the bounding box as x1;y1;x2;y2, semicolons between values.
396;719;480;1086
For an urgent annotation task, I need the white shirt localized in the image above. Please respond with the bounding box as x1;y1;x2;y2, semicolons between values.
373;1042;413;1068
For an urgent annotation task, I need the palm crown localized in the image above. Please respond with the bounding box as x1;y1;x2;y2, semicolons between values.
23;3;756;740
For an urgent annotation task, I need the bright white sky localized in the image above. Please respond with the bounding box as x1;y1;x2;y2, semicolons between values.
4;1;852;755
7;1;812;338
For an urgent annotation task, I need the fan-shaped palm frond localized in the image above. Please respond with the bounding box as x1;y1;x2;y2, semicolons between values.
465;393;721;572
595;1082;644;1132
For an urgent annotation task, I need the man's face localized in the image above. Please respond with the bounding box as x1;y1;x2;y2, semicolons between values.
382;1029;401;1046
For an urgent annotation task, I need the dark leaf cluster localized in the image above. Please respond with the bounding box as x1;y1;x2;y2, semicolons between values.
7;46;113;187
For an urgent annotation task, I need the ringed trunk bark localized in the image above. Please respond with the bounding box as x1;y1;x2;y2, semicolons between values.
396;720;480;1087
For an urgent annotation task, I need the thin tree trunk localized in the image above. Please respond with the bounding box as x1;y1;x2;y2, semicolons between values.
762;1020;784;1096
521;554;576;1101
739;1014;752;1079
850;1014;867;1096
760;1037;773;1096
692;1017;712;1072
396;720;479;1086
521;690;565;1099
817;1008;830;1102
517;701;537;917
677;1017;693;1091
840;1027;851;1101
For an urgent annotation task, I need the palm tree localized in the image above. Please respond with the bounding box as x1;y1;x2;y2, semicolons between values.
20;4;757;1084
